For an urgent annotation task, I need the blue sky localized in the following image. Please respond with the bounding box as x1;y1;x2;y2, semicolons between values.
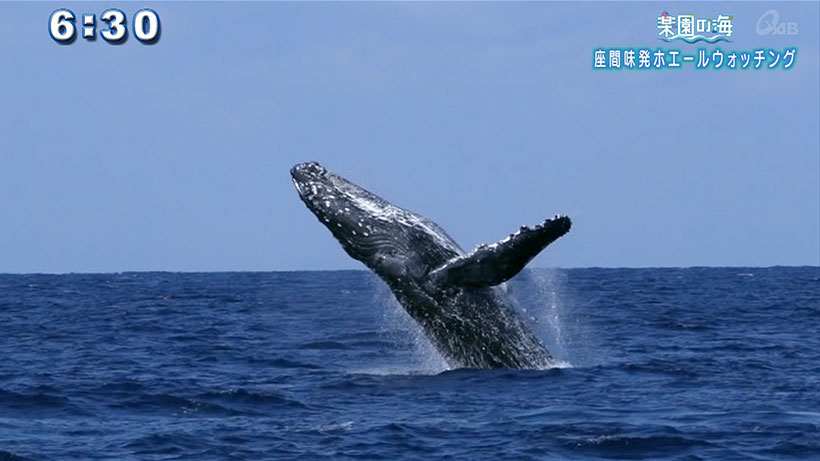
0;2;818;272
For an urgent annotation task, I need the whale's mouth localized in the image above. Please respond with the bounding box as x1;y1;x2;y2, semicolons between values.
291;177;302;194
291;162;326;183
290;162;327;204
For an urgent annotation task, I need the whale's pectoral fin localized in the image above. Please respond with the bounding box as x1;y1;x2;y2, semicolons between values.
429;215;571;288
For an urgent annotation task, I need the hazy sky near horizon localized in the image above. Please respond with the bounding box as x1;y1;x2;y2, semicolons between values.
1;2;818;272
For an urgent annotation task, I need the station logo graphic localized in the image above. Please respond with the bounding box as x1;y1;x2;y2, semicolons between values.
592;10;797;71
657;11;733;43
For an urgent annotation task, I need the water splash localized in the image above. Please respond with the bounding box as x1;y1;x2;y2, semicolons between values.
365;271;576;372
366;275;450;375
510;268;571;367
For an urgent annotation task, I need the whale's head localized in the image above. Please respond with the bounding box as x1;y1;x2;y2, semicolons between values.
291;162;453;278
291;162;389;231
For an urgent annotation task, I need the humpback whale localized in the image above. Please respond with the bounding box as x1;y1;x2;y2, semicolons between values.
291;162;571;369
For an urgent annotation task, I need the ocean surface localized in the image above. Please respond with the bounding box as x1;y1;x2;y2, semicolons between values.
0;267;818;460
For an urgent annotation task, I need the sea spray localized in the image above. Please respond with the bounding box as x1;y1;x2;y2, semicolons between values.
368;269;573;372
367;274;450;374
515;268;602;368
510;268;572;367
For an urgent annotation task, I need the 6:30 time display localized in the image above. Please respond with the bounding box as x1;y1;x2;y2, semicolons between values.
49;8;160;44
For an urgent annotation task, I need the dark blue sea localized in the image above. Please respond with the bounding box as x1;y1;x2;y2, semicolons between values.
1;267;818;460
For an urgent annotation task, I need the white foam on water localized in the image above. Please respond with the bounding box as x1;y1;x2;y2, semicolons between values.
549;360;574;369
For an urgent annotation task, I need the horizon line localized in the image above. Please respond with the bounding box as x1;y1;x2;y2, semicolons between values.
1;265;818;276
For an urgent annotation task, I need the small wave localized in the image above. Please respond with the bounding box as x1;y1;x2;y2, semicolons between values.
268;358;322;369
0;450;33;461
121;432;203;456
621;360;700;378
648;319;711;331
112;393;240;416
318;374;381;391
197;388;310;410
298;340;350;350
0;388;71;412
93;380;146;394
317;420;355;432
110;388;310;416
767;440;820;456
574;434;712;456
